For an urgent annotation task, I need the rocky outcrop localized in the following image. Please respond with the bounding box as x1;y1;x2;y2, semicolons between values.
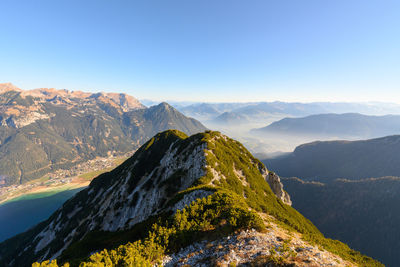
163;225;354;267
265;171;292;205
0;83;21;93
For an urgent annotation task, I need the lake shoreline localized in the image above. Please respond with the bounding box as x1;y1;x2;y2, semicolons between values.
0;181;90;206
0;187;86;242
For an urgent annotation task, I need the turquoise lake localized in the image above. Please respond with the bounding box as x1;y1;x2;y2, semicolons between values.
0;188;84;242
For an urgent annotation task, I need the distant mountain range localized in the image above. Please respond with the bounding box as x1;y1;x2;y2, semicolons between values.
253;113;400;139
177;101;400;124
178;103;249;121
264;135;400;180
176;103;400;155
282;176;400;266
211;111;249;125
0;83;206;186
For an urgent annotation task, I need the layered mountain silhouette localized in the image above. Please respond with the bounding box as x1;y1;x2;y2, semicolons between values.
0;130;380;266
211;111;249;125
282;176;400;266
253;113;400;140
0;83;206;186
179;102;400;124
264;135;400;180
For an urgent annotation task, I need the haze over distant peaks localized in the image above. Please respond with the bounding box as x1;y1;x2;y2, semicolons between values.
253;113;400;140
212;111;249;125
178;101;400;123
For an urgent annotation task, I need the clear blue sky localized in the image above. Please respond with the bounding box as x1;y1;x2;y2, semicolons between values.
0;0;399;102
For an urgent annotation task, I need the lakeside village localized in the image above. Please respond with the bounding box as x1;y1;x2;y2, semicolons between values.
0;151;134;201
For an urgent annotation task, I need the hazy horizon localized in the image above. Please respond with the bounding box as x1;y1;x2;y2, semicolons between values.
3;82;400;106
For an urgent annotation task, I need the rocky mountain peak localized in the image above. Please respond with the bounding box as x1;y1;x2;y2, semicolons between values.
0;83;21;93
90;92;145;111
155;101;173;110
265;171;292;205
0;83;145;112
105;92;144;110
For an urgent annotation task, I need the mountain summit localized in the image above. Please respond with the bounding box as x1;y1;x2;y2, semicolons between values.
0;130;380;266
0;83;21;93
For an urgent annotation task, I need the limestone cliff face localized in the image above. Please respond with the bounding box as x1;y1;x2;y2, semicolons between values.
264;170;292;206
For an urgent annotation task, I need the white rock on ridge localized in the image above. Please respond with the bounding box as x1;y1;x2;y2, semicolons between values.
163;223;355;267
262;169;292;206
